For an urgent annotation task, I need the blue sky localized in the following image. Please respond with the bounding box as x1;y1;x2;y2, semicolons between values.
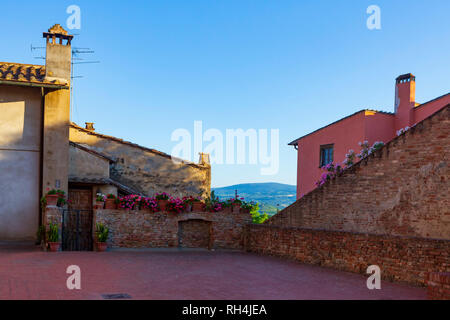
1;0;449;187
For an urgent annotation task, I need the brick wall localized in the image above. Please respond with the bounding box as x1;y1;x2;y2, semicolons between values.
270;106;450;240
427;272;450;300
245;224;450;287
95;208;251;249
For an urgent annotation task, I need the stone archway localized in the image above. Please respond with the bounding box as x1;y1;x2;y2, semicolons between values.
178;219;212;249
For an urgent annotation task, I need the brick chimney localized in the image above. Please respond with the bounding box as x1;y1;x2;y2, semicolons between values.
394;73;416;131
85;122;95;131
43;24;73;84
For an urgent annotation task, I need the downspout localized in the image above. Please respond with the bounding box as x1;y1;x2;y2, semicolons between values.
38;87;46;227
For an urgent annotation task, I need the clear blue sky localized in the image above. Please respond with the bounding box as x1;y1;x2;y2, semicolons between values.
1;0;449;187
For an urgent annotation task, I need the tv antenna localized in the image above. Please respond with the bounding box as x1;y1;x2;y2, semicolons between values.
31;38;101;121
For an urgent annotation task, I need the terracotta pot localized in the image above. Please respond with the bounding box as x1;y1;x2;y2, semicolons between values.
97;242;107;252
105;199;116;209
95;201;104;209
46;194;59;207
48;242;60;252
241;208;250;214
158;199;168;211
232;203;241;214
192;202;204;212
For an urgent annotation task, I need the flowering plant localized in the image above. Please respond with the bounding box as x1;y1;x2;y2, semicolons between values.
343;149;357;167
397;126;410;136
155;192;170;201
167;197;186;213
118;195;140;210
139;197;158;211
316;162;343;187
106;194;116;199
182;196;201;205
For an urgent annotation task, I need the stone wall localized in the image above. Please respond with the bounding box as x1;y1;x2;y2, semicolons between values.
245;224;450;287
70;124;211;198
69;143;110;180
269;106;450;240
95;208;251;249
427;272;450;300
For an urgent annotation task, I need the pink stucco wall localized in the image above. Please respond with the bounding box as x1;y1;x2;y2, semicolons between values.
297;112;365;197
294;84;449;199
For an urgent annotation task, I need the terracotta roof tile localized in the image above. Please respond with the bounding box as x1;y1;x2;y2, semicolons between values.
0;62;68;87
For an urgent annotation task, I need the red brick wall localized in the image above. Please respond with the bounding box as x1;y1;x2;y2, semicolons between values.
95;209;251;249
270;106;450;240
245;224;450;287
178;219;211;248
427;272;450;300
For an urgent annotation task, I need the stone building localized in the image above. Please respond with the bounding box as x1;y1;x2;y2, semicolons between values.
0;25;211;241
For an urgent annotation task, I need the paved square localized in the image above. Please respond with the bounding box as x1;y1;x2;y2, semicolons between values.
0;243;426;300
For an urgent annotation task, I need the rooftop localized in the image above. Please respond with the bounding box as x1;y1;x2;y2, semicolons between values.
0;62;69;88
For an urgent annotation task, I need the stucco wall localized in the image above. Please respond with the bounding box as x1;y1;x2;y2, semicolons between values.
0;86;42;240
271;106;450;240
69;145;110;180
69;126;211;198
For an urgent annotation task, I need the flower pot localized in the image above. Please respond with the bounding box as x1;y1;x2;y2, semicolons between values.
105;199;116;209
97;242;107;252
95;201;104;209
192;202;204;212
241;208;250;214
232;203;241;214
46;194;59;207
158;199;169;211
48;242;60;252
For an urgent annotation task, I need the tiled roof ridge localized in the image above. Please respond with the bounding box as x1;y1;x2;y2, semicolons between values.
70;122;207;169
0;61;68;87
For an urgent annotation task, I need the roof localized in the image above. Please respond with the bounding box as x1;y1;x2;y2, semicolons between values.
414;92;450;110
288;109;394;146
70;122;207;169
0;62;69;88
69;177;142;195
69;141;117;163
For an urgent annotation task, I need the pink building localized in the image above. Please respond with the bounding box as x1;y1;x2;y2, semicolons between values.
289;74;450;199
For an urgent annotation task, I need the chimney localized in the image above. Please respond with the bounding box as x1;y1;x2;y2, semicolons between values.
199;152;210;165
85;122;95;131
43;24;73;84
394;73;416;131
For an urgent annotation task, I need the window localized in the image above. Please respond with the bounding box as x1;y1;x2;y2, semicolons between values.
319;144;334;167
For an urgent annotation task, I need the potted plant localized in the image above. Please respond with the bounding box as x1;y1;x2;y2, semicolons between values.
96;223;109;252
155;192;170;211
95;193;106;209
47;223;60;252
167;197;186;213
41;189;67;207
192;197;204;212
105;194;117;209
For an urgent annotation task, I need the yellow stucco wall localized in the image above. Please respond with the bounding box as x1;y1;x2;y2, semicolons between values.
0;86;42;240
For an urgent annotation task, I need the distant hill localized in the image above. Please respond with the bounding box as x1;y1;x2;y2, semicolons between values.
212;182;297;216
